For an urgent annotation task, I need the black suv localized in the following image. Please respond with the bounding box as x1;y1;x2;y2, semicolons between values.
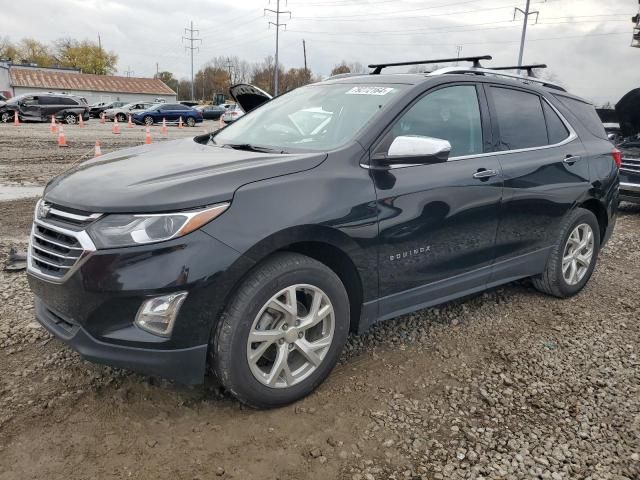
27;57;619;408
0;92;89;124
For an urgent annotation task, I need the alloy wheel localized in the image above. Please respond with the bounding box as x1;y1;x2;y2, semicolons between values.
247;284;335;389
187;117;196;127
65;114;77;125
144;116;154;126
562;223;594;285
117;113;126;122
0;112;9;123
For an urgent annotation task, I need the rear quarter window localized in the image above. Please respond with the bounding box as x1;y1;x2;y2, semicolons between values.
553;95;607;139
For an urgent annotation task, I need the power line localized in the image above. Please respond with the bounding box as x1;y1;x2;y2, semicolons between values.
124;66;134;78
183;20;202;101
265;0;291;96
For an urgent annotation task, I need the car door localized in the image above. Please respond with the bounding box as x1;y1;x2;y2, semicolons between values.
484;85;589;281
20;96;40;120
371;83;503;319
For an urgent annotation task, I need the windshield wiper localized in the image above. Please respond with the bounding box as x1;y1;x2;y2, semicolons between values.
223;143;287;154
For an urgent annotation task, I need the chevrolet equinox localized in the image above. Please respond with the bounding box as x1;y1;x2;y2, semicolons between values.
27;57;619;408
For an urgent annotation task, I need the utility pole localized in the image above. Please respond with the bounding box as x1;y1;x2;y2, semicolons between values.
124;66;134;78
97;33;102;51
226;57;234;84
183;20;201;101
303;39;308;73
455;45;462;66
155;62;159;79
514;0;539;70
265;0;291;96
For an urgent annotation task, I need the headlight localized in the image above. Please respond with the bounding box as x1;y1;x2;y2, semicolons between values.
87;203;229;248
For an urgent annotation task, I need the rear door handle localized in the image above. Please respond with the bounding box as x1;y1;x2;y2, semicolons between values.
563;155;582;164
473;169;499;180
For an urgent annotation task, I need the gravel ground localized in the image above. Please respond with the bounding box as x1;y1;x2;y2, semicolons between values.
0;122;638;479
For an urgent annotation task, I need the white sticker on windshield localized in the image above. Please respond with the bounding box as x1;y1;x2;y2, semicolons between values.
346;86;394;96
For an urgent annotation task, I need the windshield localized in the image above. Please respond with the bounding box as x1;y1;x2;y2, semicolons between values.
214;83;406;151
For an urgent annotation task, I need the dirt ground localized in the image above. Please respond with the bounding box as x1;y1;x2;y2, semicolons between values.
0;122;638;480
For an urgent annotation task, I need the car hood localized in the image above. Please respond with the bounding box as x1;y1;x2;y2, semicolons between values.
44;137;327;213
229;83;272;113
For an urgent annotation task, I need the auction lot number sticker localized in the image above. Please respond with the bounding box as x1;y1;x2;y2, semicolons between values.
346;86;395;95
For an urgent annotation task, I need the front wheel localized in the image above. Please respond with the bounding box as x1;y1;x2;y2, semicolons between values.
0;112;10;123
143;115;154;126
532;208;600;298
212;252;350;408
116;113;126;123
64;113;77;125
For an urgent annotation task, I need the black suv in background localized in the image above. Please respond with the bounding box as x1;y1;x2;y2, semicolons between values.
0;92;89;124
27;57;618;408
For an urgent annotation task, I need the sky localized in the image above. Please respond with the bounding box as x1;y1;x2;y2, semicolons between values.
2;0;639;104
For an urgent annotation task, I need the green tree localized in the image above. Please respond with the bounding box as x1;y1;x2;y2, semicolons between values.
54;38;117;75
0;36;19;61
157;71;179;93
16;38;54;67
330;62;351;76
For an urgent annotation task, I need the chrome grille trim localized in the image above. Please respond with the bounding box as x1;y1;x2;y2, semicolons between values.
27;201;98;283
620;157;640;174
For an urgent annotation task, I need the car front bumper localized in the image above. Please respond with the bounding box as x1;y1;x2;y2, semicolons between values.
28;229;251;384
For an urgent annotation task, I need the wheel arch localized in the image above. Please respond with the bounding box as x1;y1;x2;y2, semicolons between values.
577;198;607;242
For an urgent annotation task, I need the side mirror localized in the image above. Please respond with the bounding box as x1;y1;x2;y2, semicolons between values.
382;135;451;165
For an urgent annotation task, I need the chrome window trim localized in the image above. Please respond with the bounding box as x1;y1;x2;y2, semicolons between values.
362;93;577;170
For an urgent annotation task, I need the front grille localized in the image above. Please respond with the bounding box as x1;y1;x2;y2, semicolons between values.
28;202;100;282
621;157;640;174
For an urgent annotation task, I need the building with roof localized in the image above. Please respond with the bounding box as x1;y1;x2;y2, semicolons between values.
0;62;176;104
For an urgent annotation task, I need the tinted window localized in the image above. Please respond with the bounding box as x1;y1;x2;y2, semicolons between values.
38;96;58;105
375;85;483;158
554;95;607;139
542;101;569;144
491;87;547;150
59;97;78;106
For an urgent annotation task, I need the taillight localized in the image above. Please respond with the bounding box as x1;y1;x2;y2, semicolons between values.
611;148;622;169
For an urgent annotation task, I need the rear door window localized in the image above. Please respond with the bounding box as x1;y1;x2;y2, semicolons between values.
542;101;570;145
490;87;548;150
37;96;57;105
59;97;78;106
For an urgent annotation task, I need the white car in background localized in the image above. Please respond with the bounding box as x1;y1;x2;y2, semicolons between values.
104;101;156;122
221;104;244;123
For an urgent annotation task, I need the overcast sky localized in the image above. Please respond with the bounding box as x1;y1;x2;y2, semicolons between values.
3;0;639;104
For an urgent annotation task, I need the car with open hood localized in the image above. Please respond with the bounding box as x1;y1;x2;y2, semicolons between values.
27;57;619;408
615;88;640;204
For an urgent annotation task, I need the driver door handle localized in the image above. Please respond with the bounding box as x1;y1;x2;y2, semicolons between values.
473;169;498;180
563;155;582;165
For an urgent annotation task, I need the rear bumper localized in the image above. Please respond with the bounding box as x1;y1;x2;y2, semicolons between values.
620;181;640;204
35;299;208;384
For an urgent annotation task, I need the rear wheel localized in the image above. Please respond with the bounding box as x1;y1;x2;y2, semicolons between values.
64;113;77;125
211;253;349;408
143;115;154;126
532;208;600;298
186;116;196;127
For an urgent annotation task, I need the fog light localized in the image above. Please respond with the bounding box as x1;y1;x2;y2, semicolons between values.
135;292;188;337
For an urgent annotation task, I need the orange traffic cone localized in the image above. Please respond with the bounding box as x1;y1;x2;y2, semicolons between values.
100;112;105;124
94;139;102;157
49;115;58;134
78;114;85;128
112;117;121;134
127;114;134;128
161;118;168;136
144;126;152;145
13;111;19;126
57;125;68;147
218;115;225;129
178;116;184;129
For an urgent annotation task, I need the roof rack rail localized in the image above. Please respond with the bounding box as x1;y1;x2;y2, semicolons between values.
368;55;492;74
428;66;566;92
491;64;547;77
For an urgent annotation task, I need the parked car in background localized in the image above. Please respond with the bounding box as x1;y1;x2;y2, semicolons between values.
0;92;89;124
618;136;640;204
132;103;203;126
104;101;156;122
27;58;618;408
196;104;226;120
220;104;244;123
89;101;126;118
0;93;6;102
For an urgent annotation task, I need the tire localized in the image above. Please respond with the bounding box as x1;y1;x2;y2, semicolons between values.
0;112;10;123
64;113;77;125
116;113;126;123
532;208;600;298
186;116;196;127
212;252;350;408
144;115;154;126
